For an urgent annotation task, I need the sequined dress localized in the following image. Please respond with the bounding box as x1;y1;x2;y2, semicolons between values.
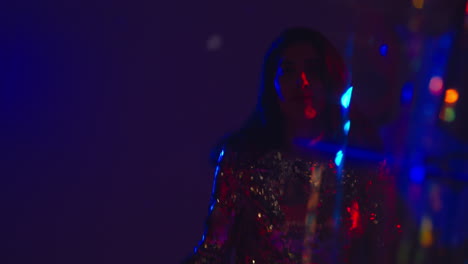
183;147;400;264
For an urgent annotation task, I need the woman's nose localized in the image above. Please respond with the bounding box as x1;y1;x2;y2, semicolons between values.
297;71;310;90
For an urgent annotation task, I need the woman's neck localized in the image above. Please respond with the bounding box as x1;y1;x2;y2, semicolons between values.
282;119;326;159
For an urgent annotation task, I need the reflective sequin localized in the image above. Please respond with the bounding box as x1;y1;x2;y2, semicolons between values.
184;148;400;264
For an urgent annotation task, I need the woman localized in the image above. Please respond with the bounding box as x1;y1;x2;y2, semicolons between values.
183;27;400;264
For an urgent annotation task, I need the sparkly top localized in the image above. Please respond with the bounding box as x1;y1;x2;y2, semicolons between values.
183;147;400;264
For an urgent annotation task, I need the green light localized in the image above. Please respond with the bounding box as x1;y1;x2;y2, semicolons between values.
443;107;456;122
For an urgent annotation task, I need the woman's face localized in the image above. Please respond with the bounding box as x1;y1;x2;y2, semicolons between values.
274;42;327;122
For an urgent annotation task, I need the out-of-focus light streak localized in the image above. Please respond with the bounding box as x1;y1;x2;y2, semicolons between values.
429;184;443;212
343;120;351;135
341;86;353;109
335;150;343;167
419;215;433;248
210;148;225;211
303;164;324;264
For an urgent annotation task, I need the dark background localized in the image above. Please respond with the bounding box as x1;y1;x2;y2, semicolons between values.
2;1;464;263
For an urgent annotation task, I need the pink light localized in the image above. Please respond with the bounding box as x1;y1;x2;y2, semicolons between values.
429;76;444;96
301;72;310;87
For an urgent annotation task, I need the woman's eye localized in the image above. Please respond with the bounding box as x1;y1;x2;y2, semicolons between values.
277;67;294;77
305;65;320;74
305;63;322;75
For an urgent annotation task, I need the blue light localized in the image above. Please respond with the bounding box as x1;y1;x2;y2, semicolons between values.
344;120;351;135
217;149;225;163
410;166;425;183
213;148;225;186
335;150;344;167
211;148;225;205
379;44;388;56
341;86;353;109
401;82;414;104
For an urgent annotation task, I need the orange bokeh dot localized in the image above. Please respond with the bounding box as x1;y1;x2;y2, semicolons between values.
412;0;424;9
445;89;459;104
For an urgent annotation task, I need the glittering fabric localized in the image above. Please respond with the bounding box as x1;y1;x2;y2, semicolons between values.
183;147;400;264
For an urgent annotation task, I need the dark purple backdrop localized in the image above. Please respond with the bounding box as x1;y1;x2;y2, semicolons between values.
1;1;413;263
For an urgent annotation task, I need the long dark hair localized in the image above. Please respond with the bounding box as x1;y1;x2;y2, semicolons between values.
211;27;350;165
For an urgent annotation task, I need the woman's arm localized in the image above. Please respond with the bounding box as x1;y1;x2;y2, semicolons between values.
182;148;242;263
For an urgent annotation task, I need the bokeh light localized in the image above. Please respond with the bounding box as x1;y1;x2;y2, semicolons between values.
420;215;433;248
401;82;414;104
429;76;444;96
206;34;223;51
409;16;422;32
412;0;424;9
344;120;351;135
444;89;459;104
379;44;388;56
429;184;443;212
335;150;343;167
341;86;353;109
410;166;425;183
440;106;456;122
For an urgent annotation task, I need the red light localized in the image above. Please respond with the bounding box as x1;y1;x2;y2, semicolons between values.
396;224;401;229
304;105;317;119
348;201;360;231
466;1;468;14
301;72;310;87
